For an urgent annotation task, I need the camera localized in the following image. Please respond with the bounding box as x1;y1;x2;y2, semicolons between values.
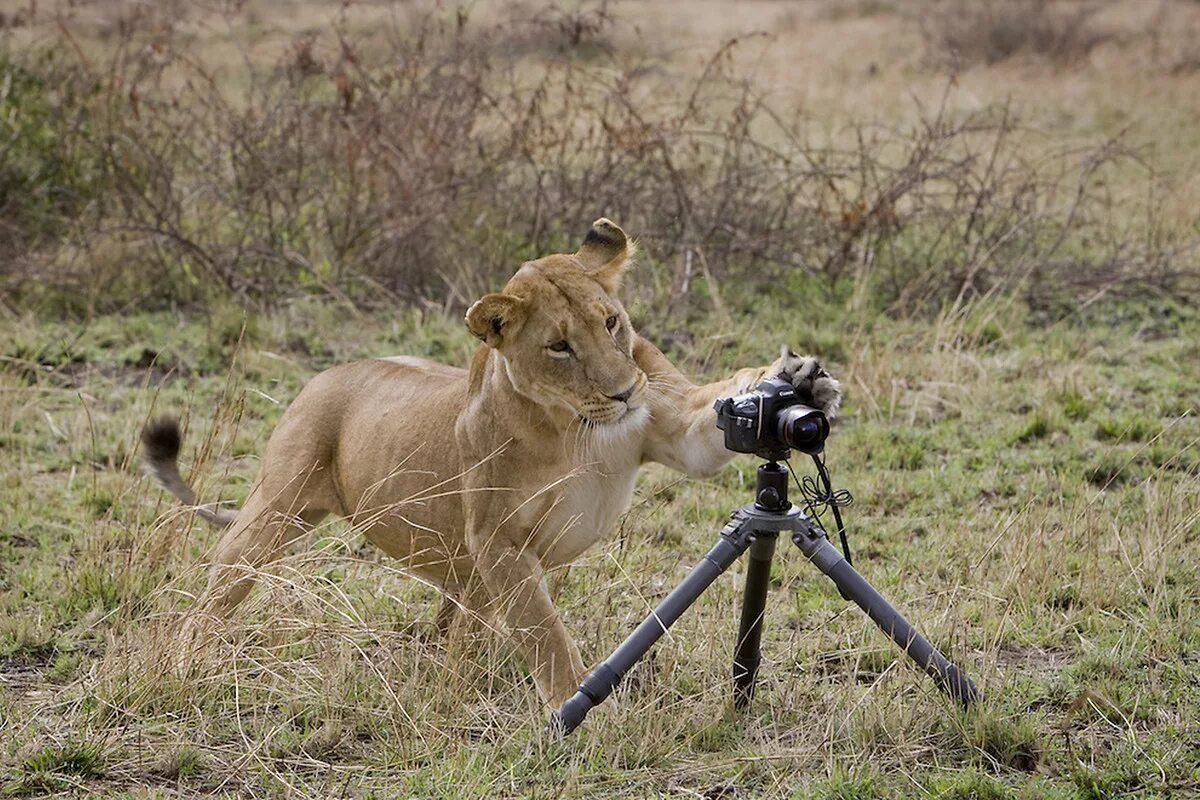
714;376;830;459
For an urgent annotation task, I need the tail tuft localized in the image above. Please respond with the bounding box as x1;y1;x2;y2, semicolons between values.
140;416;237;529
142;417;182;464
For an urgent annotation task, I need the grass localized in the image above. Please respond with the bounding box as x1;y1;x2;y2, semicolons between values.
1;293;1198;797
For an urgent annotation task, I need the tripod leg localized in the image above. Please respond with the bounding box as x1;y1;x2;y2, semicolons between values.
791;523;981;707
550;514;758;736
733;532;776;708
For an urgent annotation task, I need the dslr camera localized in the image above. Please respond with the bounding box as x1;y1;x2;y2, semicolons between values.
714;376;830;460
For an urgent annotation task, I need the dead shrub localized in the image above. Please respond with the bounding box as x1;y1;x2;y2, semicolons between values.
1145;2;1200;74
0;1;1193;318
0;52;107;262
920;0;1115;67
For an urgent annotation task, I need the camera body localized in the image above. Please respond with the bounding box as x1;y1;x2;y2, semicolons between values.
714;376;830;460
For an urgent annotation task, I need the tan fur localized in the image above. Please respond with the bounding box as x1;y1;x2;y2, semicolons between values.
144;218;842;707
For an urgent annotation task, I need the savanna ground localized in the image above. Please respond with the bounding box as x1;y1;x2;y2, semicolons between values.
2;1;1200;797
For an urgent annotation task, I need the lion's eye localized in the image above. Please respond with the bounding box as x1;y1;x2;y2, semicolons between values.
605;314;619;332
548;340;571;354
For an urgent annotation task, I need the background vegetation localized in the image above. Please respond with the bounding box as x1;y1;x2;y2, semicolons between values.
1;1;1198;797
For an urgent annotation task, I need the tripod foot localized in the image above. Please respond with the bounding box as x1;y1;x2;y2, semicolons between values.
791;521;982;707
546;521;760;736
548;689;598;737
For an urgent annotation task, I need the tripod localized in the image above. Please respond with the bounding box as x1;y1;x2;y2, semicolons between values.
551;460;980;735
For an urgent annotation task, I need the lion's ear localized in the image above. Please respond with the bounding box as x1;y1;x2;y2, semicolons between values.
576;217;636;293
465;293;527;348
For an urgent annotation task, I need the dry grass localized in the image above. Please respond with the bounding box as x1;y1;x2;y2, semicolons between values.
2;297;1199;797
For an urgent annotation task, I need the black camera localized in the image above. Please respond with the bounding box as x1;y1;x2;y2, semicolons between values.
714;376;830;459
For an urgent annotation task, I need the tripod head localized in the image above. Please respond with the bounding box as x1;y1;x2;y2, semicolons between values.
753;461;792;513
749;451;854;569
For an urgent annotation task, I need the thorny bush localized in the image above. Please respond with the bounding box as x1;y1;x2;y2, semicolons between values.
0;2;1195;318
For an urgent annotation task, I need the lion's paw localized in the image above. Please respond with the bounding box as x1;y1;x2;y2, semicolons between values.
774;345;843;419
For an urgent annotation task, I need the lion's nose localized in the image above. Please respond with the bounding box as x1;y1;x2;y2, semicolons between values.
607;384;635;403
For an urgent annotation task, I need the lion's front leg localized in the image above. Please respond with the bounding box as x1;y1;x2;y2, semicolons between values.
636;336;843;477
464;522;585;706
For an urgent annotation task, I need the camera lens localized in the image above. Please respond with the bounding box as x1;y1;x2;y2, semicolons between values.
791;418;824;443
777;406;829;454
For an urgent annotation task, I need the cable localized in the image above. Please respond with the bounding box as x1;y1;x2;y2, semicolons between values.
790;452;854;565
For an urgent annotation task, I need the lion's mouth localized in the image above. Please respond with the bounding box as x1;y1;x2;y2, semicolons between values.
580;403;646;429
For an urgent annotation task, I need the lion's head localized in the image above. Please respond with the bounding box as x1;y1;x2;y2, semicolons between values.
465;219;648;429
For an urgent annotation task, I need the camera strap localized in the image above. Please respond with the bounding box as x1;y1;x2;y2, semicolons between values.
792;453;854;565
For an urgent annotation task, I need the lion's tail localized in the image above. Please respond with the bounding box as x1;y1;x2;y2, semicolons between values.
141;417;237;529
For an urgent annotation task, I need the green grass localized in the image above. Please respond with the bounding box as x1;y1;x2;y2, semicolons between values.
6;740;105;796
1;296;1198;797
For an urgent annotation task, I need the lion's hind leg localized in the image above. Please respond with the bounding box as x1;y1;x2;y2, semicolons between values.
198;494;327;618
175;498;328;671
176;460;341;657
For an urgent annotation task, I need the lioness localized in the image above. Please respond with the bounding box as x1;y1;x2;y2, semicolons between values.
144;219;841;707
